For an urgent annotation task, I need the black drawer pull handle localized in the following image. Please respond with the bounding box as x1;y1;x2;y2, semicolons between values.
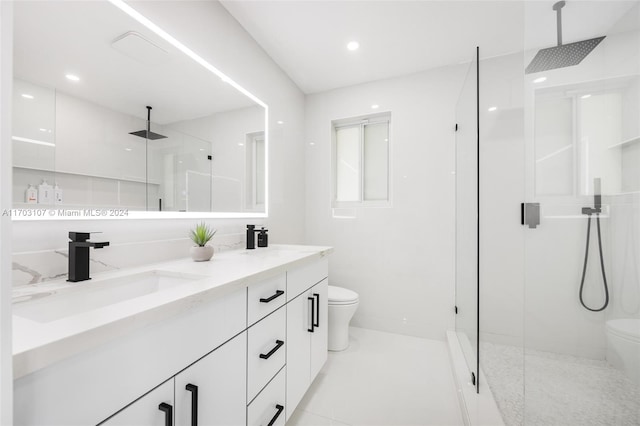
260;290;285;303
313;293;320;327
307;297;315;333
260;340;284;359
159;402;173;426
186;383;198;426
267;404;284;426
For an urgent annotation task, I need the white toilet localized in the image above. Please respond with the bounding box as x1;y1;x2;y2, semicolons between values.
328;285;359;351
605;319;640;385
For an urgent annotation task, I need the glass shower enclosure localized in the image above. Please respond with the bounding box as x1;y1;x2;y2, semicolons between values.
455;1;640;425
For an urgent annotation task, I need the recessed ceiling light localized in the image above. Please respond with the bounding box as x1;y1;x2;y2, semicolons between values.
238;143;244;146
65;74;80;82
21;94;34;99
199;148;204;151
581;94;592;99
371;104;379;109
178;160;183;164
533;76;547;83
347;41;359;51
39;128;48;132
488;106;497;112
277;120;284;125
309;142;316;146
125;148;132;151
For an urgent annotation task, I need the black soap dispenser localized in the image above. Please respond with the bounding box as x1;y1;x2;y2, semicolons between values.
257;227;268;248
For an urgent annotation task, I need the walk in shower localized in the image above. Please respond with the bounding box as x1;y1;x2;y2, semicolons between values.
454;1;640;425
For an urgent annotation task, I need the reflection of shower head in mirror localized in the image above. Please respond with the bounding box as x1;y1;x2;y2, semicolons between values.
129;106;167;140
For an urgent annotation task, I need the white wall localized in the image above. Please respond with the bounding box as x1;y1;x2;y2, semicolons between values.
10;0;306;254
0;2;13;423
304;65;466;340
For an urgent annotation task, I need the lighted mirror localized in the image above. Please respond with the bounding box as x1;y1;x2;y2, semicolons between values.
12;1;267;219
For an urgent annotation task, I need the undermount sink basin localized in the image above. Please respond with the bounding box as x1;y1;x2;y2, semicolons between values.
13;270;206;323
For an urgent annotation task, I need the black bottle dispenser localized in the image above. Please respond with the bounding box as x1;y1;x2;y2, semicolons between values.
257;227;268;248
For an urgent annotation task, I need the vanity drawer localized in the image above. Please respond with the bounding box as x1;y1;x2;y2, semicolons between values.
287;258;328;301
247;367;286;426
247;306;286;402
248;273;286;325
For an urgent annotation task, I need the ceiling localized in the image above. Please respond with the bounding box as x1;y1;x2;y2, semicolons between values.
221;0;639;94
14;1;257;124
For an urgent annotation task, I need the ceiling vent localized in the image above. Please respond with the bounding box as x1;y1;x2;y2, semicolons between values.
111;31;168;66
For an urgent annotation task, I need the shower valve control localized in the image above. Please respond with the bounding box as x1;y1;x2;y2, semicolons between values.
521;202;540;229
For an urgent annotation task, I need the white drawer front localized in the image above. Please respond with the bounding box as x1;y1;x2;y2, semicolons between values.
286;258;328;301
248;273;286;326
247;306;286;402
247;368;286;426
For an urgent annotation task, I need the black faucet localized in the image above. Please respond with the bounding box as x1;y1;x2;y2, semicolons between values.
67;232;110;282
246;225;258;249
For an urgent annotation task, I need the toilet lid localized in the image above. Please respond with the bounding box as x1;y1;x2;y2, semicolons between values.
328;285;358;304
606;319;640;342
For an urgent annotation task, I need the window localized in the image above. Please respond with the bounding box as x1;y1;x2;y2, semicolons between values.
332;113;390;207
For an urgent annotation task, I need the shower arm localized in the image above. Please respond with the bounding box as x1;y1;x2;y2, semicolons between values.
145;106;152;133
553;1;566;46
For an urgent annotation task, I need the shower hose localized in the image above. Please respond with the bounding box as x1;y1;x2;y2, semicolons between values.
579;214;610;312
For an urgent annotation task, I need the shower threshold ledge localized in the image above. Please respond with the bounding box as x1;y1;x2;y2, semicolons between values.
447;331;504;426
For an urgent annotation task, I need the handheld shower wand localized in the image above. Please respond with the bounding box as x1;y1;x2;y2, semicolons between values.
579;178;609;312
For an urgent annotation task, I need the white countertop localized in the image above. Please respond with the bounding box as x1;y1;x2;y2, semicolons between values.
13;244;333;378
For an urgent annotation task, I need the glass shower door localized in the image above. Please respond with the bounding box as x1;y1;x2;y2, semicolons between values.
455;48;479;391
522;2;640;424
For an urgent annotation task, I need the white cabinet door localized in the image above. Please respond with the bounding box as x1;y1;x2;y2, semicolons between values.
100;379;174;426
285;291;313;420
174;332;247;426
310;279;328;380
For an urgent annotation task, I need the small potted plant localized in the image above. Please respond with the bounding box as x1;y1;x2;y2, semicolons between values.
189;222;216;261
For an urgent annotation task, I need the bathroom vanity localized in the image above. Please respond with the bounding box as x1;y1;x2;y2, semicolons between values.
12;245;332;425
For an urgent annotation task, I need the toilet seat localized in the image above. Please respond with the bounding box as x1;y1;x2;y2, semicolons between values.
606;319;640;343
328;285;359;305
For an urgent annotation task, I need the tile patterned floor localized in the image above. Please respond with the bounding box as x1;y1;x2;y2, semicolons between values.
288;327;464;426
481;341;640;426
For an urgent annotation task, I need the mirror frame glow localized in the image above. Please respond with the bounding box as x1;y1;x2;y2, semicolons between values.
12;0;269;221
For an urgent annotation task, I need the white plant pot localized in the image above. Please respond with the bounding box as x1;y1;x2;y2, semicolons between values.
190;245;214;262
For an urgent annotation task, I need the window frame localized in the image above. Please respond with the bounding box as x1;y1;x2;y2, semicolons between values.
331;112;391;208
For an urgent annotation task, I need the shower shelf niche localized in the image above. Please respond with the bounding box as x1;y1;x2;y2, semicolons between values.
607;135;640;149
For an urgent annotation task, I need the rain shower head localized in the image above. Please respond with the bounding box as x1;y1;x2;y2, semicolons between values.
525;1;605;74
129;106;167;140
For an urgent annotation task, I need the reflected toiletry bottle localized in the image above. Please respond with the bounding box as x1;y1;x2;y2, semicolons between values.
54;183;63;204
25;185;38;204
37;180;52;204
